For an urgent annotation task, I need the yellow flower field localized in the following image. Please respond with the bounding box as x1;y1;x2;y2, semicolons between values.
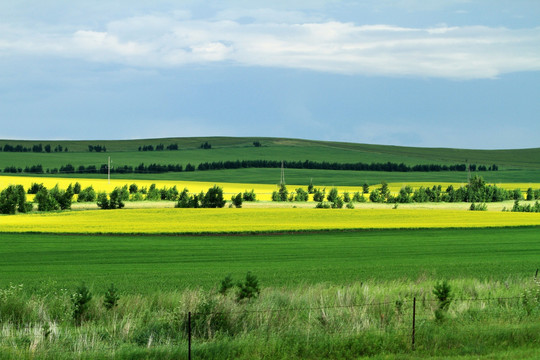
1;175;538;202
1;208;538;234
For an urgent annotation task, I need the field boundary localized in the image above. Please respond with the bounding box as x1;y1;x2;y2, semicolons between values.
1;224;539;237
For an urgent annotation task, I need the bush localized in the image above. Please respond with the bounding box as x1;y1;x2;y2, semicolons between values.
96;192;109;209
175;188;191;208
129;183;138;194
469;203;487;211
433;280;452;322
294;188;309;201
27;183;45;194
202;185;226;208
146;184;160;201
346;202;355;209
35;188;60;211
231;193;243;208
343;192;351;203
315;201;331;209
272;184;288;202
352;192;366;202
109;188;126;209
73;182;81;194
237;272;260;301
219;274;234;295
0;185;31;214
72;283;92;325
312;188;325;202
49;184;73;210
327;187;339;203
332;196;344;209
362;183;370;194
77;186;96;202
242;189;256;201
103;283;119;310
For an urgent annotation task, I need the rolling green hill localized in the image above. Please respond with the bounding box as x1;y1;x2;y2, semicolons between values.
1;137;538;184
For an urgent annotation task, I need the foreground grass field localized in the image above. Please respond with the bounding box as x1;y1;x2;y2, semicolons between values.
0;228;539;359
1;228;539;292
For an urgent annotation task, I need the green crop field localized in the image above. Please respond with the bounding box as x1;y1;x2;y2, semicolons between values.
1;227;539;293
2;136;540;185
9;167;538;186
1;227;539;359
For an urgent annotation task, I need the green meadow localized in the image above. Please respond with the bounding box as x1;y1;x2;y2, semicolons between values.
1;227;538;293
0;228;539;359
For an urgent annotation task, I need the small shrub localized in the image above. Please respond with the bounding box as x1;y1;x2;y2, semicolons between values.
469;203;487;211
294;188;309;201
315;201;331;209
77;186;96;202
433;280;452;322
312;188;325;202
72;283;92;325
231;193;243;208
103;283;119;310
346;202;355;209
242;189;256;201
219;274;234;295
237;272;260;301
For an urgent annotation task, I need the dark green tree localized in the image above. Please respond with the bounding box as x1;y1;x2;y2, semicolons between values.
202;185;226;208
237;272;260;301
72;283;92;325
231;193;243;208
103;283;120;310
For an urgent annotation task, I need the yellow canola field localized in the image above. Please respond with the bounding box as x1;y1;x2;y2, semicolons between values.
1;208;539;234
0;175;282;201
0;175;538;202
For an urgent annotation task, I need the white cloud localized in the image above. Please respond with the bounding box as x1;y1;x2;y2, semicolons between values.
1;15;540;79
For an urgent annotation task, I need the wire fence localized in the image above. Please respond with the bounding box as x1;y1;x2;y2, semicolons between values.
179;294;538;359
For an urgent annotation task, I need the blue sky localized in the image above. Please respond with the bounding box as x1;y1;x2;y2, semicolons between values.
1;1;539;149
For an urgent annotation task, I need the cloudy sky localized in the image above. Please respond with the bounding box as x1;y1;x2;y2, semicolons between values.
1;1;539;149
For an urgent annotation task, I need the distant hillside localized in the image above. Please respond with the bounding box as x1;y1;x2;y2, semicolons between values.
0;137;538;170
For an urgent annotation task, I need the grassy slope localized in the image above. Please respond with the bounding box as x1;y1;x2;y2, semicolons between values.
1;137;539;169
1;227;538;294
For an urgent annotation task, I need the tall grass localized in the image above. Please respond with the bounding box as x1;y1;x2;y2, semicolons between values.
0;277;538;359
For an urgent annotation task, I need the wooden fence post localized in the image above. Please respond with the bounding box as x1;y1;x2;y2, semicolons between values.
412;297;416;351
188;311;192;360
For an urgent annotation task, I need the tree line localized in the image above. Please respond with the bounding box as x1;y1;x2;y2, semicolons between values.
197;160;498;172
138;144;179;151
1;160;499;175
1;144;68;153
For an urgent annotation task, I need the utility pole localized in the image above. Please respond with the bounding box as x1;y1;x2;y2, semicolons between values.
280;161;285;186
108;156;111;184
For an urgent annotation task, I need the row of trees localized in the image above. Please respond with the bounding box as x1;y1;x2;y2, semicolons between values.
3;161;500;175
88;145;107;152
367;176;540;204
138;144;179;151
1;144;68;153
271;184;364;209
0;184;75;214
196;160;498;173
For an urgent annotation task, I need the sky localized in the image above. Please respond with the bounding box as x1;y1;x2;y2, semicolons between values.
1;1;539;149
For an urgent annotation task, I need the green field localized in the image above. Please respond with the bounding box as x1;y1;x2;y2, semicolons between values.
1;137;539;169
1;227;539;293
1;228;539;359
8;167;538;185
2;137;539;185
